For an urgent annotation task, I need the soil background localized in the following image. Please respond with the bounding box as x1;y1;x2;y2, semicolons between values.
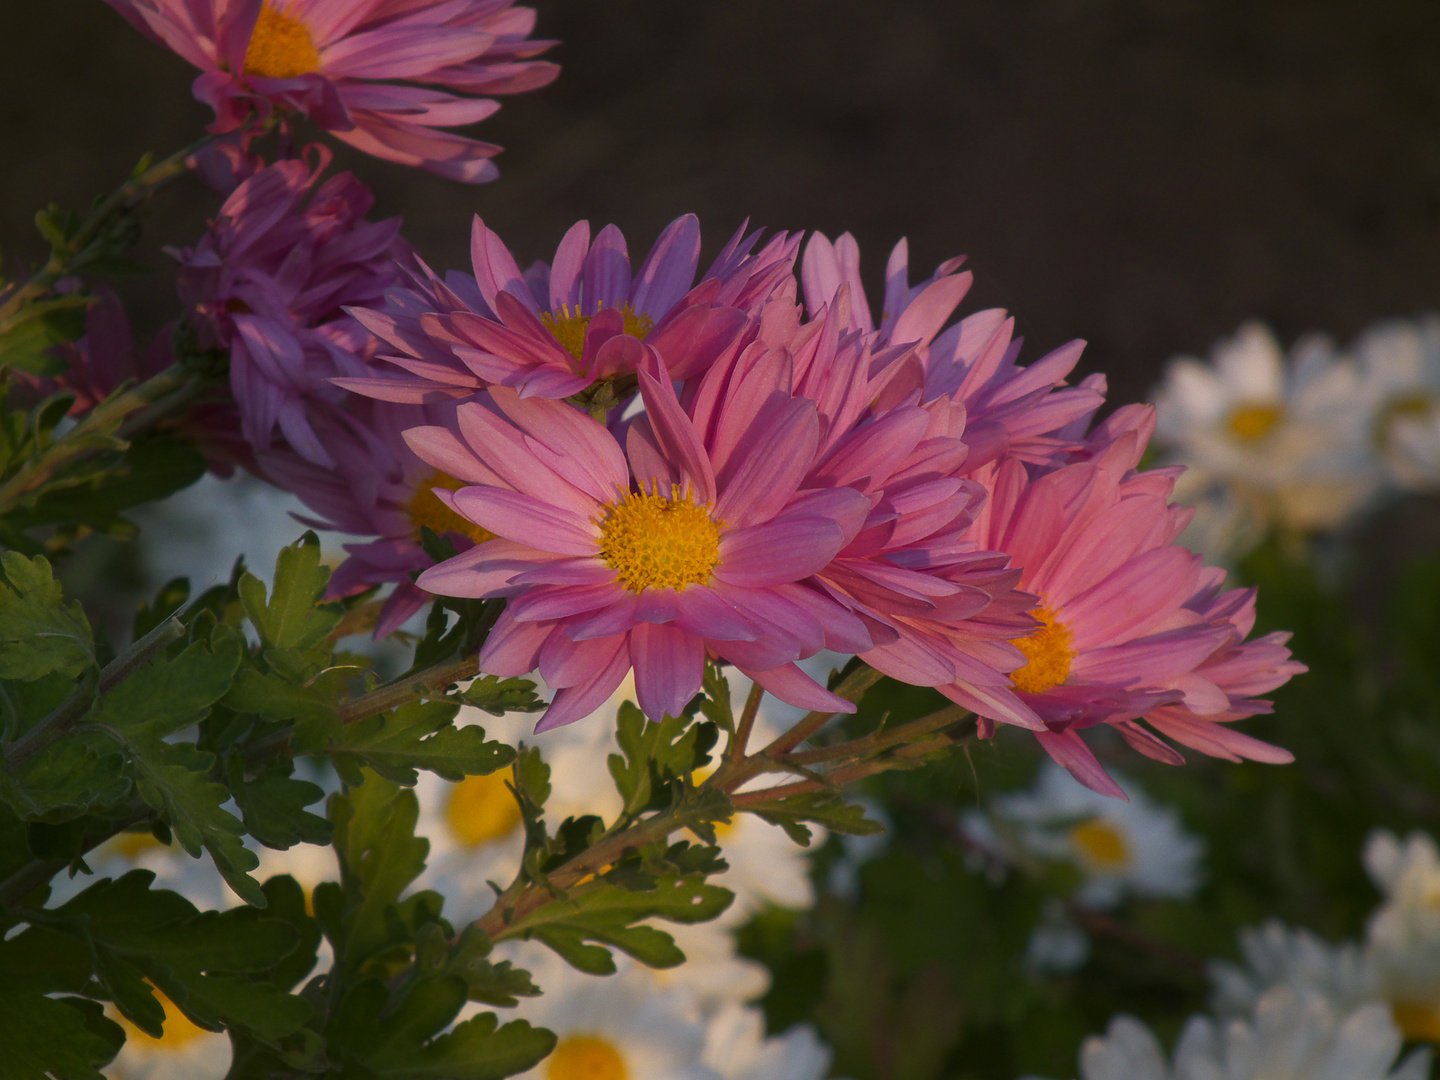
3;0;1440;413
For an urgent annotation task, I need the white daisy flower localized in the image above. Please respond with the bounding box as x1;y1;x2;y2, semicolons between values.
989;761;1204;909
52;830;236;912
1209;919;1380;1020
105;985;230;1080
506;951;721;1080
1152;321;1379;556
1029;988;1429;1080
702;1002;831;1080
1363;829;1440;1041
642;920;771;1012
1352;316;1440;488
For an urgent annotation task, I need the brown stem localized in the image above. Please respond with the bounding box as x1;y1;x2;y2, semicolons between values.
779;704;970;766
727;682;765;765
336;656;480;725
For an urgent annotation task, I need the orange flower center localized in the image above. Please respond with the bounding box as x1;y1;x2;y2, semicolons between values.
1069;817;1131;870
597;491;720;593
444;772;523;848
1225;402;1283;442
1393;1001;1440;1043
547;1035;629;1080
407;471;495;545
244;4;322;79
117;986;209;1049
540;303;655;365
1009;606;1075;694
1376;392;1438;449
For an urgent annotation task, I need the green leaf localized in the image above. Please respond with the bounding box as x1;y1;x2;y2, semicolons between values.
747;792;887;848
504;875;733;974
0;987;120;1080
375;1011;555;1080
444;926;541;1007
0;552;93;681
607;702;717;817
229;760;330;850
0;294;89;376
6;439;205;532
330;700;516;785
256;874;324;993
456;675;545;716
86;634;242;743
238;534;341;652
225;668;340;750
1;729;130;822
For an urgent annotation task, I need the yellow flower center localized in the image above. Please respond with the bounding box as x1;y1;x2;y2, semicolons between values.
547;1035;629;1080
1009;606;1075;695
118;986;209;1049
1069;817;1131;871
244;4;322;79
1393;1002;1440;1042
597;491;721;594
1376;392;1438;449
103;830;169;860
445;772;523;848
1225;402;1283;442
539;303;656;365
407;471;496;545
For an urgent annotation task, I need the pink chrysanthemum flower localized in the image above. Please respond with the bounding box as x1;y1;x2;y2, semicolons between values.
963;412;1300;796
404;357;874;730
800;232;1105;470
258;397;488;636
173;149;404;465
102;0;558;181
703;292;1045;730
341;216;800;404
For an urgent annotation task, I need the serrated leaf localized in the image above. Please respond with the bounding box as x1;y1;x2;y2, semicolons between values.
445;926;540;1007
226;668;340;749
239;534;341;652
0;987;120;1080
2;729;131;821
374;1011;555;1080
331;700;516;785
504;875;733;974
608;703;716;817
87;634;242;742
230;760;330;849
0;552;93;681
456;675;545;716
747;792;887;847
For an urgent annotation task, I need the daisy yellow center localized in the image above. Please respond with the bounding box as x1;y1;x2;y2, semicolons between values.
547;1035;628;1080
244;4;322;79
103;829;169;860
597;491;721;593
1069;817;1131;871
1225;402;1283;442
1393;1002;1440;1042
407;471;495;545
689;766;736;838
539;303;656;364
118;987;208;1049
1377;392;1438;448
445;772;523;848
1009;606;1075;694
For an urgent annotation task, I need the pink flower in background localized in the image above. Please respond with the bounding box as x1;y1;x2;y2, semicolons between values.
102;0;558;181
963;415;1300;796
800;232;1104;471
405;356;873;730
258;396;485;636
342;216;799;404
173;149;404;464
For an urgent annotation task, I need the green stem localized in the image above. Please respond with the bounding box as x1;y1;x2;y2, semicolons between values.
0;132;218;327
336;656;480;725
778;704;970;766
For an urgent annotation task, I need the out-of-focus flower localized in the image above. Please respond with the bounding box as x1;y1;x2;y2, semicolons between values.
1363;830;1440;1042
986;761;1204;909
507;953;722;1080
408;362;873;730
1353;317;1440;489
702;1003;831;1080
1032;989;1430;1080
344;216;798;404
1209;920;1379;1021
173;149;404;465
108;984;231;1080
1152;321;1379;558
101;0;557;181
964;418;1298;795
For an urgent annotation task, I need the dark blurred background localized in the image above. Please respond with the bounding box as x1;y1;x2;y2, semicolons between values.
4;0;1440;409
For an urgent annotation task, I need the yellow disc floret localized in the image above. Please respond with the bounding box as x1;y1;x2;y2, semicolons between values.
445;772;523;848
540;303;656;365
407;471;495;545
1009;606;1075;694
597;490;721;593
547;1035;629;1080
1069;817;1131;871
1377;392;1438;449
244;4;322;79
118;986;209;1049
1225;402;1283;442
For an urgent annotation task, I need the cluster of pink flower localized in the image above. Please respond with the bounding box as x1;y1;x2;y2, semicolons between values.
83;0;1302;797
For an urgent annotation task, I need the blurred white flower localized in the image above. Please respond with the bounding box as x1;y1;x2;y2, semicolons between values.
1153;321;1379;558
106;984;230;1080
1352;317;1440;488
1209;919;1379;1020
702;1001;831;1080
1024;897;1091;975
1032;988;1429;1080
1363;829;1440;1041
988;761;1204;909
52;830;235;912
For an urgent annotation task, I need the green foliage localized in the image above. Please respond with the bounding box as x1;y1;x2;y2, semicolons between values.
0;551;94;681
0;987;120;1080
330;700;515;786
